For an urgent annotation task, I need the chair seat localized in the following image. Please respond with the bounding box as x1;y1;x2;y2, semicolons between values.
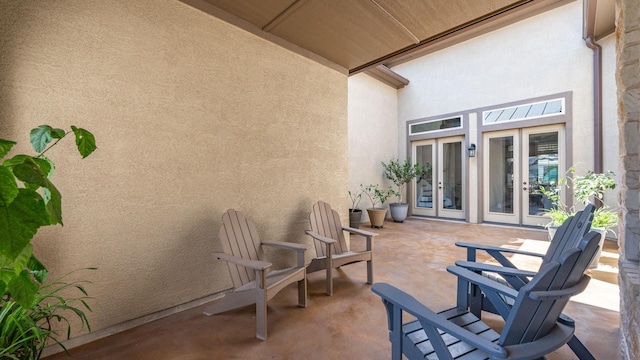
403;307;500;360
236;267;306;295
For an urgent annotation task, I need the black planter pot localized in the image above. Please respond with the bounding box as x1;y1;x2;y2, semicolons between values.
348;209;362;228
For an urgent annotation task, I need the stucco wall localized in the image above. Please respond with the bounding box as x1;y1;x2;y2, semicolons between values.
348;73;398;220
393;1;595;178
0;0;347;343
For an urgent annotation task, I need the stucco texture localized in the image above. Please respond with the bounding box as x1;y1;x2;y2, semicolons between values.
0;0;347;337
394;1;595;172
348;73;398;219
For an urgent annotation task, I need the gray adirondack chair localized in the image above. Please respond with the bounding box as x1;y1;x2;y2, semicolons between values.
454;204;596;359
305;200;377;295
203;209;310;340
371;231;600;360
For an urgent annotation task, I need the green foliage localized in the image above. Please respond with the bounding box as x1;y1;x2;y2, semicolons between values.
381;158;429;202
0;270;94;360
361;184;395;209
539;167;618;234
0;125;96;358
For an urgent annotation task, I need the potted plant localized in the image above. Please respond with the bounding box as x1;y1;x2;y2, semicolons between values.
348;188;363;229
0;125;97;358
361;184;394;228
381;158;428;222
539;167;617;268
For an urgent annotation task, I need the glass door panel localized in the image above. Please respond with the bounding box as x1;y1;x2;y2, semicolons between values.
412;140;436;217
439;137;465;219
483;130;520;224
522;126;564;226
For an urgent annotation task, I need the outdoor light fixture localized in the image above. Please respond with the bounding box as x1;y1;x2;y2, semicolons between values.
468;143;476;157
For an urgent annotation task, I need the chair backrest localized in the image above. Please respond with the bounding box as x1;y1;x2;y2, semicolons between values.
219;209;265;288
309;201;349;257
500;230;600;346
542;203;595;267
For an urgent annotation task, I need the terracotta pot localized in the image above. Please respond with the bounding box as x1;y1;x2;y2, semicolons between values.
367;208;387;228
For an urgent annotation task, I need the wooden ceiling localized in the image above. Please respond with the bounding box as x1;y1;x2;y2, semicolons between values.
181;0;580;74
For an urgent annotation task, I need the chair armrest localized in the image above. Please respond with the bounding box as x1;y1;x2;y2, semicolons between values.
262;241;310;252
343;227;375;252
456;241;545;258
305;230;337;244
530;276;590;300
213;252;272;271
455;261;537;278
447;265;519;300
343;226;378;238
262;241;309;268
371;283;508;358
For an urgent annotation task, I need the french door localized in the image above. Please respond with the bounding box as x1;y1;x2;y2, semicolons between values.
412;137;465;219
483;125;564;226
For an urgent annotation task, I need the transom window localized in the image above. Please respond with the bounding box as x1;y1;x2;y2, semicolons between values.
483;98;565;125
409;116;462;135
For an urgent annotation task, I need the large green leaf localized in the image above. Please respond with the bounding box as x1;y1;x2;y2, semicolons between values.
32;156;53;179
8;270;39;308
30;125;54;153
2;154;31;167
12;158;48;187
12;243;33;275
0;165;19;206
71;126;97;158
0;189;49;261
0;139;16;158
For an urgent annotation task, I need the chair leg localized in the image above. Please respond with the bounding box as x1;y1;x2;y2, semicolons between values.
256;290;267;341
567;335;595;360
326;266;333;296
298;277;307;307
367;259;373;284
254;269;268;341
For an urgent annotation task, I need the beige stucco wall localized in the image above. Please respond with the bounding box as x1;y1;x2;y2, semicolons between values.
1;0;347;344
347;73;398;220
393;1;596;187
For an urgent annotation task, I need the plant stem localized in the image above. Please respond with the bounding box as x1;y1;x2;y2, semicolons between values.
37;131;72;158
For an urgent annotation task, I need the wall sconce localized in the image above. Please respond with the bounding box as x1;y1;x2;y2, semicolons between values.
468;143;476;157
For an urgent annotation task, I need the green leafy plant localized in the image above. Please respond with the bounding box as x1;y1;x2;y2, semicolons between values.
1;125;96;358
361;184;395;210
381;158;428;203
539;168;617;234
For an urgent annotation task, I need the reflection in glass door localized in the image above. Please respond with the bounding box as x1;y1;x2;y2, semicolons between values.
483;131;520;223
413;140;435;217
522;126;564;226
412;137;465;219
483;126;564;226
439;139;464;219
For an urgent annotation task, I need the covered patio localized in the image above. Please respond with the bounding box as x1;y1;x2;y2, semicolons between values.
45;218;620;359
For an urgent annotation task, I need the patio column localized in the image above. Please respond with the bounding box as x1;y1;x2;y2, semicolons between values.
616;0;640;358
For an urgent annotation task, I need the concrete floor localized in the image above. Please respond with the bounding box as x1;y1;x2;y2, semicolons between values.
45;218;620;360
